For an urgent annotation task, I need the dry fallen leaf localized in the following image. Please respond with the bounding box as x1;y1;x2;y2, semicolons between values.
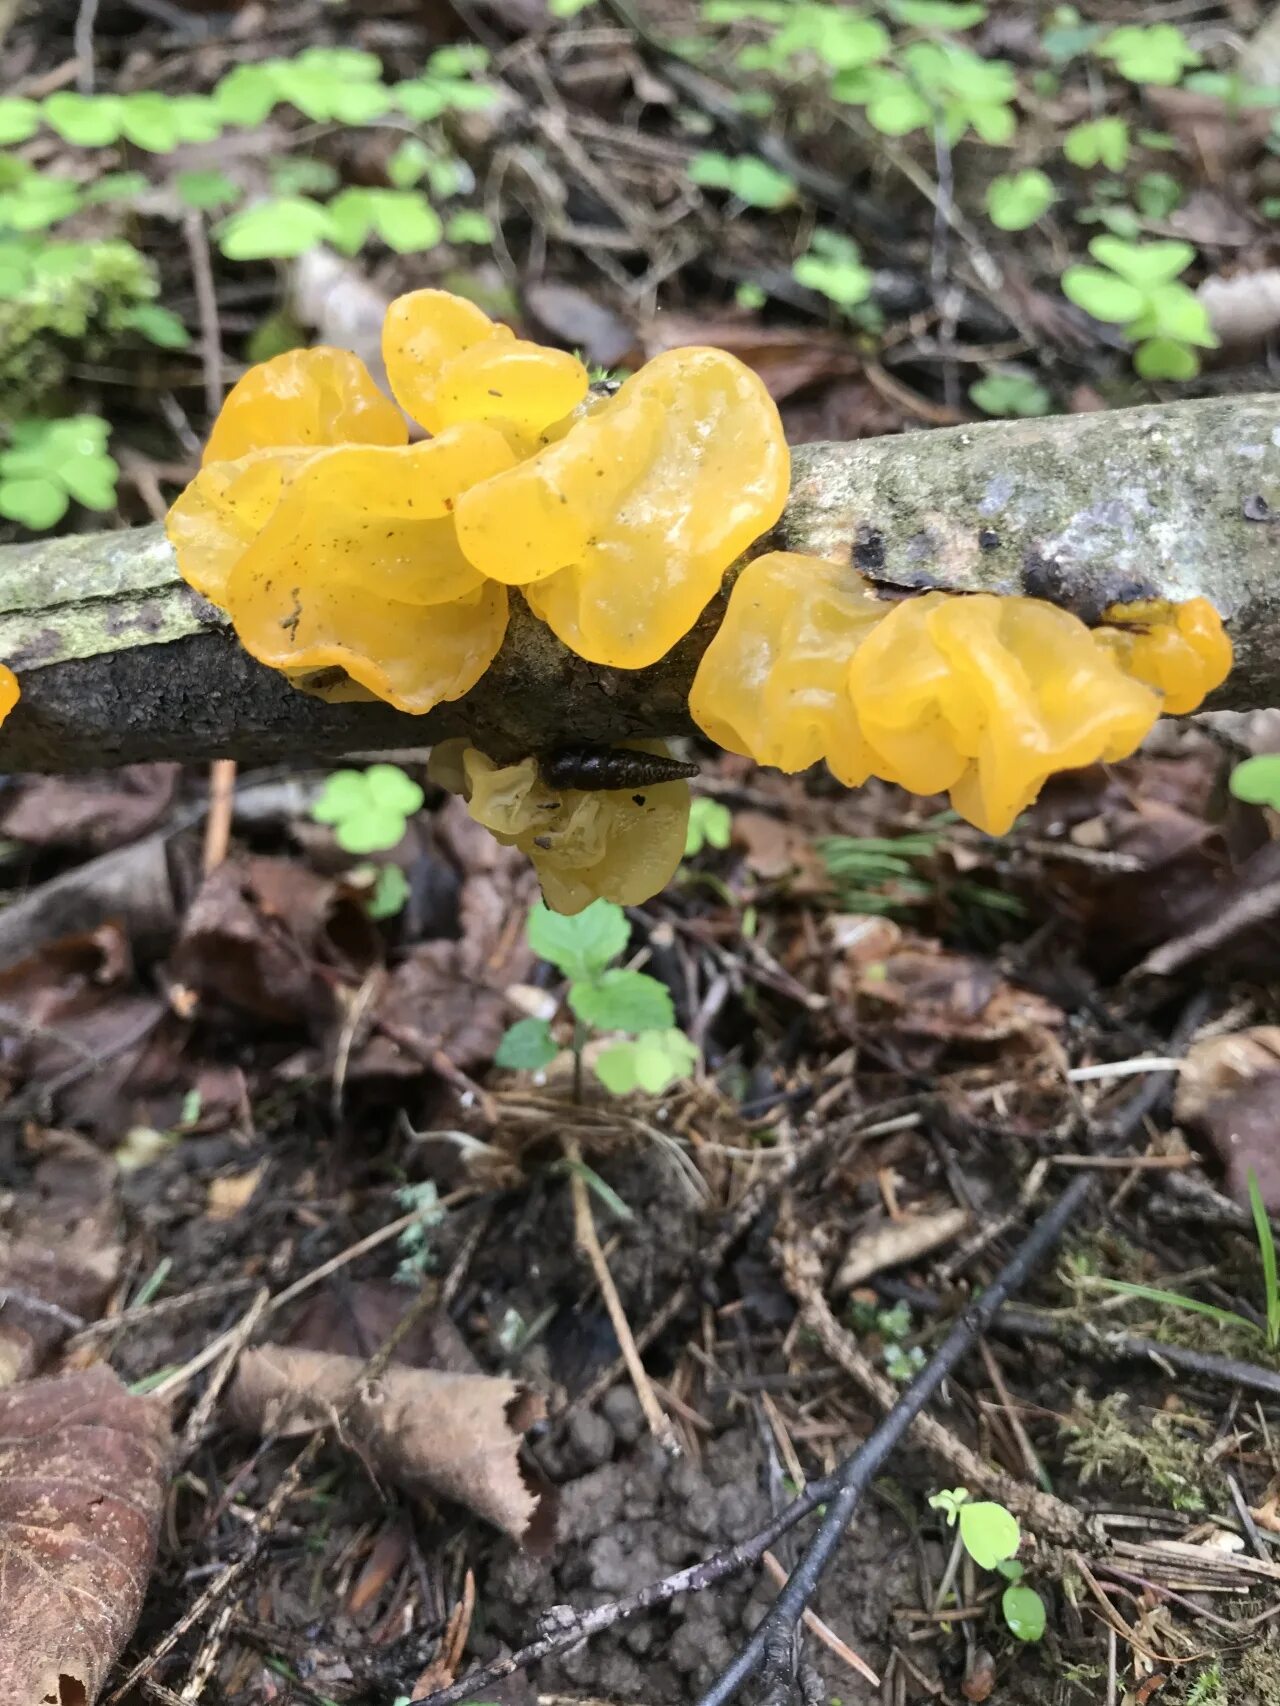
231;1344;554;1549
205;1162;266;1222
0;1364;171;1706
835;1205;970;1293
0;765;180;854
1175;1026;1280;1208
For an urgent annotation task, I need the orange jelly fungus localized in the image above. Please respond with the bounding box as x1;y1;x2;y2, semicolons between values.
1096;596;1233;716
431;740;691;915
453;347;790;669
382;288;589;448
0;665;19;728
691;554;1231;836
201;346;407;466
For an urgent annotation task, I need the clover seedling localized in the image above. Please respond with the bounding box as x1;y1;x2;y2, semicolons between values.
685;797;733;858
985;169;1056;231
312;764;424;854
326;188;443;256
689;152;797;209
1062;236;1218;380
835;42;1017;144
929;1488;1046;1643
497;899;698;1097
218;198;334;262
969;371;1052;418
1096;23;1200;86
0;415;118;530
793;228;873;311
1063;115;1130;171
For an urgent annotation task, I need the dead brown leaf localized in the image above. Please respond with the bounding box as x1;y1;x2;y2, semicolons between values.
230;1344;554;1549
0;765;179;853
0;834;177;970
837;945;1062;1044
525;282;635;370
639;315;865;402
0;1363;171;1706
1176;1026;1280;1208
173;854;379;1024
205;1162;266;1222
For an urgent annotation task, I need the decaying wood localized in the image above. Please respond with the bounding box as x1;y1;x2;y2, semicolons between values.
0;393;1276;771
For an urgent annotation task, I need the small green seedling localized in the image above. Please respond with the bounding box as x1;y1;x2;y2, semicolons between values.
1061;236;1218;380
850;1298;925;1381
1095;23;1200;86
835;42;1017;144
985;169;1056;231
393;1180;445;1286
929;1488;1046;1642
1230;754;1280;812
0;415;118;530
1094;1169;1280;1354
312;764;424;854
496;899;698;1097
969;371;1053;418
1063;115;1130;171
353;863;410;921
689;151;797;209
792;228;873;311
685;797;733;858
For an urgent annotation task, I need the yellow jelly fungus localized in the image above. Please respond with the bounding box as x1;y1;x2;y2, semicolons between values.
382;288;589;446
434;741;691;914
222;426;518;714
848;592;1161;835
688;551;885;787
167;451;309;606
0;665;19;727
1096;596;1232;716
201;347;407;466
453;346;789;669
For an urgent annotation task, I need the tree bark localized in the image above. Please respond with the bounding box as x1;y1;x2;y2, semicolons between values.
0;393;1276;772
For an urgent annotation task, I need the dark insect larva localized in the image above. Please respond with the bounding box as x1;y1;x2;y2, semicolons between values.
538;745;700;792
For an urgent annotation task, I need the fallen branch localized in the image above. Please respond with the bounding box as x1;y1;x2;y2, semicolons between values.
1;395;1277;771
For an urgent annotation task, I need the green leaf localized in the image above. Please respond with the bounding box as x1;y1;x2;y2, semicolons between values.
83;170;149;205
1136;281;1216;346
1002;1584;1046;1642
1091;1278;1258;1336
969;371;1052;418
0;475;66;530
887;0;986;23
0;173;82;231
387;138;434;189
123;303;191;349
1134;170;1183;219
1097;23;1200;86
927;1487;968;1524
561;1158;636;1221
985;169;1056;231
772;8;890;72
43;92;123;146
793;247;872;309
0;98;40;144
445;209;493;244
527;897;629;979
1248;1168;1280;1351
1088;235;1195;286
313;771;370;825
594;1028;698;1095
169;94;224;143
1064;116;1130;170
1229;754;1280;809
365;763;425;817
368;190;443;254
685;796;732;856
688;152;796;209
58;450;118;510
213;64;281;128
495;1017;558;1071
366;863;410;920
1060;265;1145;324
119;92;183;152
218;198;332;261
176;168;241;212
958;1501;1020;1570
269;156;341;198
1132;337;1198;380
569;969;675;1034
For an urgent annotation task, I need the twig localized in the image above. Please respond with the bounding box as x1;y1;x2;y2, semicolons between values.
761;1550;880;1688
182;210;224;422
564;1135;677;1452
179;1286;270;1454
201;759;237;873
74;0;100;91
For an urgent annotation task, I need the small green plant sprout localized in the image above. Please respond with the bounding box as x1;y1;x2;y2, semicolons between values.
1134;171;1183;221
850;1298;925;1381
1061;237;1218;380
1096;23;1201;87
792;228;873;311
1229;753;1280;811
835;43;1017;144
326;189;443;257
1040;7;1103;66
217;198;334;262
985;169;1056;232
1063;115;1130;171
312;764;425;855
497;899;699;1097
969;370;1053;418
1094;1169;1280;1354
0;415;117;529
689;152;797;209
928;1488;1046;1642
175;169;241;214
685;796;733;858
354;863;410;921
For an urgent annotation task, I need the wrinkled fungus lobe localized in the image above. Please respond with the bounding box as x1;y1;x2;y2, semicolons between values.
432;740;691;915
453;346;790;668
0;665;19;729
692;553;1232;836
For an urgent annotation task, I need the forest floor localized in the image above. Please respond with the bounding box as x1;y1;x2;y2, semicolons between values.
2;1;1280;1703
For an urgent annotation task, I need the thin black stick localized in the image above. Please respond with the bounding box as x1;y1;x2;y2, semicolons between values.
694;1171;1097;1706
